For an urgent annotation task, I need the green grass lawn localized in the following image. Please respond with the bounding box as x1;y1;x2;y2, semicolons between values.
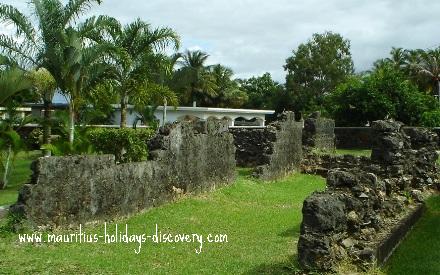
0;150;41;206
1;152;439;274
0;168;326;274
384;195;440;275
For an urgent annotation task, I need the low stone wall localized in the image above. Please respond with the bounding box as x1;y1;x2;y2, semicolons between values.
298;120;439;271
229;127;274;167
303;112;335;152
335;126;440;149
335;127;373;149
230;112;303;180
11;120;236;226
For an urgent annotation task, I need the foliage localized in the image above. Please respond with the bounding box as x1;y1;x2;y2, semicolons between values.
284;31;354;113
239;72;282;110
27;128;43;149
420;110;440;127
206;64;247;108
172;50;217;106
0;0;115;144
41;111;95;156
87;128;155;163
89;18;180;127
0;65;32;105
326;64;438;126
0;150;40;206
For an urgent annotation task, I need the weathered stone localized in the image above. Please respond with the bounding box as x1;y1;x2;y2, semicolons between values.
371;120;402;133
299;119;439;271
301;193;346;233
327;170;357;188
231;112;303;180
303;113;335;152
11;120;236;226
410;189;424;203
342;237;357;248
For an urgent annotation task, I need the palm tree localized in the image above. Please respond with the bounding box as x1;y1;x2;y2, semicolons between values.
0;65;32;189
29;68;56;150
410;48;440;102
0;0;108;143
173;50;217;106
0;66;32;105
386;47;406;70
86;18;180;127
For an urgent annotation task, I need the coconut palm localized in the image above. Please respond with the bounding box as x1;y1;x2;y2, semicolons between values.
86;18;180;127
0;0;109;143
410;48;440;102
385;47;406;70
172;50;217;106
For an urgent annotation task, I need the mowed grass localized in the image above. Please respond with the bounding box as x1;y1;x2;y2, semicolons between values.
384;195;440;275
0;150;41;206
0;168;326;274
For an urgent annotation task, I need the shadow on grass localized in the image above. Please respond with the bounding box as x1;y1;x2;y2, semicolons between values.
243;255;301;275
236;167;254;178
278;227;300;238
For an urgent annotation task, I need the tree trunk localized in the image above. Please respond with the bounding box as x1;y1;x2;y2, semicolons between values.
43;99;52;156
120;96;127;128
68;103;75;144
1;145;12;189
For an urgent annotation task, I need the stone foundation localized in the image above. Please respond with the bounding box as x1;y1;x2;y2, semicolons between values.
303;112;335;152
298;120;440;271
230;112;303;180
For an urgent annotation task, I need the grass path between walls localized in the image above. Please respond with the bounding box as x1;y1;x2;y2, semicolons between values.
0;168;325;274
1;150;439;274
384;195;440;275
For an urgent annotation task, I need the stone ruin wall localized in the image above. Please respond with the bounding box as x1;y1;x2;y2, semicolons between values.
11;120;236;226
298;120;440;271
230;112;303;180
303;112;336;153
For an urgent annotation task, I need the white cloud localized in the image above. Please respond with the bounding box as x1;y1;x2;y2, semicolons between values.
1;0;440;82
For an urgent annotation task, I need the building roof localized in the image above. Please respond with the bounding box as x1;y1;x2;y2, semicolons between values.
111;104;275;115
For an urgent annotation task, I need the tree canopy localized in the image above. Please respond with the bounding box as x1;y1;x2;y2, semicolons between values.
284;31;354;114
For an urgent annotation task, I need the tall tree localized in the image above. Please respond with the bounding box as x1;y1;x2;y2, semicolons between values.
0;0;108;143
284;31;354;114
86;18;180;127
172;50;217;106
411;48;440;102
239;73;282;110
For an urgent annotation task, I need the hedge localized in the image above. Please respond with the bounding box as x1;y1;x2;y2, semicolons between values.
87;128;155;163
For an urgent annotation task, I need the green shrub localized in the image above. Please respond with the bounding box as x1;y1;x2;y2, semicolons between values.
87;128;155;163
420;110;440;127
27;128;43;149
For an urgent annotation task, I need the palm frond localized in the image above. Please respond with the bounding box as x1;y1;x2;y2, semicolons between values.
0;4;36;42
63;0;102;26
0;67;33;104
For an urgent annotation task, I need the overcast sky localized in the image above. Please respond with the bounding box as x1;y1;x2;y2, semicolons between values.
2;0;440;82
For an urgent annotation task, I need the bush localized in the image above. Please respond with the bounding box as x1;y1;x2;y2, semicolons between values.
325;64;439;126
27;128;43;149
87;128;155;163
421;110;440;127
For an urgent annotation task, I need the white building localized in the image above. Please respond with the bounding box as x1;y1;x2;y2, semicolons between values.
111;105;275;127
